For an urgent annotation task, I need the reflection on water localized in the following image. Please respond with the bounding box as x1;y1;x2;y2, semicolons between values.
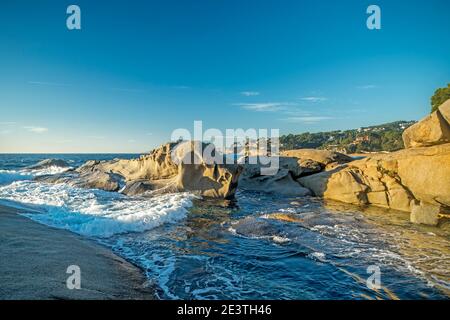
102;192;450;300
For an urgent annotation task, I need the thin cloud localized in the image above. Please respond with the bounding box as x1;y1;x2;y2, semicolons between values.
281;116;333;123
0;122;16;126
300;96;328;102
28;81;70;87
240;91;260;97
23;126;48;133
234;102;295;112
357;85;378;89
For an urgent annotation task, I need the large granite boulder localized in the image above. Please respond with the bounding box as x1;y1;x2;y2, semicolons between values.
82;142;180;181
402;99;450;148
38;141;242;199
281;149;353;171
299;143;450;220
238;156;312;196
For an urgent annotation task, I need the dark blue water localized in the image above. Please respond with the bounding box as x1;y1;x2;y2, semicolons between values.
0;154;449;300
0;153;140;170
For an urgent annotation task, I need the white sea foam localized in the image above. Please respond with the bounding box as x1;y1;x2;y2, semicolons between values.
0;166;71;185
308;251;326;262
0;180;193;237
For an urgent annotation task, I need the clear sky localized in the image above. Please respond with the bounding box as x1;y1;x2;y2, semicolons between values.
1;0;449;153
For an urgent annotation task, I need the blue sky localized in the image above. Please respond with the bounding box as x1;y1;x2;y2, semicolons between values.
0;0;449;153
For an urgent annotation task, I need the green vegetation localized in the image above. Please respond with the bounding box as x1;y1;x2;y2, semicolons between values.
280;121;417;153
431;83;450;113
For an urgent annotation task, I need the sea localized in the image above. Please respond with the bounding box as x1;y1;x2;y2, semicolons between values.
0;153;449;299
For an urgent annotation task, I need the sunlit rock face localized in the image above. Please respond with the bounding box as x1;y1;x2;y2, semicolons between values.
402;99;450;148
298;101;450;226
36;141;242;199
299;144;450;212
237;150;352;197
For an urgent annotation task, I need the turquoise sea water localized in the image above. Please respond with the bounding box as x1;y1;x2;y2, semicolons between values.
0;154;449;299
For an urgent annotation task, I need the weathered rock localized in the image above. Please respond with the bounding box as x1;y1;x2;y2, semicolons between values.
84;143;179;181
298;143;450;214
410;202;440;226
177;162;241;199
281;149;353;172
439;99;450;123
66;141;242;199
27;159;70;170
402;99;450;148
72;170;125;192
239;167;311;196
35;170;125;192
120;179;177;196
238;156;312;196
237;151;351;197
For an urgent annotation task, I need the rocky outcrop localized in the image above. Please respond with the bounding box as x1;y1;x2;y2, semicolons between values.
36;141;242;199
299;143;450;214
237;150;352;197
298;102;450;225
238;162;311;196
35;170;125;192
87;143;180;181
281;149;353;171
27;159;70;170
402;99;450;148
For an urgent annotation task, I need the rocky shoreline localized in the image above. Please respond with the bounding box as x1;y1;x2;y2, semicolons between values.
33;100;450;227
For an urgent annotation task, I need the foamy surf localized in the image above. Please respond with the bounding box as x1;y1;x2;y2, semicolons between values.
0;180;194;237
0;166;72;185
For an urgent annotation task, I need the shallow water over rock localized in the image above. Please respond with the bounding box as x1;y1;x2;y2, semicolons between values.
102;192;450;299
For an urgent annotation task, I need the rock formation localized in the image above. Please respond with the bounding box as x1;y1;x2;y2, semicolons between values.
402;99;450;148
298;99;450;225
27;159;70;170
237;150;352;196
281;149;353;171
299;144;450;212
37;141;242;199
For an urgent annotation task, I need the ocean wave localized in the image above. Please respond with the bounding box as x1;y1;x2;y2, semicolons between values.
0;180;193;237
0;166;72;185
0;170;33;185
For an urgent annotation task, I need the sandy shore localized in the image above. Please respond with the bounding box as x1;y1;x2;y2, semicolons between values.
0;204;154;300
